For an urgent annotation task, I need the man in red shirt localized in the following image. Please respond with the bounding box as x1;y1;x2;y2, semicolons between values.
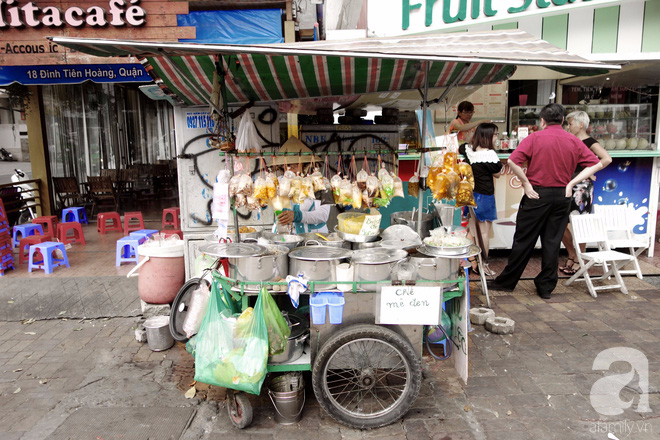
488;103;602;299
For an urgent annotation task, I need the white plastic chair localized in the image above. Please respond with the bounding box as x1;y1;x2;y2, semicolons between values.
565;213;634;298
593;204;649;279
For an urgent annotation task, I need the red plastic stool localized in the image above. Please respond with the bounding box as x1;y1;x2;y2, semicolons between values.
57;222;86;245
123;212;145;235
162;207;181;230
18;234;52;264
32;216;58;237
161;229;182;239
97;212;123;234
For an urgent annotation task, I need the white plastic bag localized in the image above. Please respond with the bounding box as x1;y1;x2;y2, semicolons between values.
182;283;211;338
235;112;261;153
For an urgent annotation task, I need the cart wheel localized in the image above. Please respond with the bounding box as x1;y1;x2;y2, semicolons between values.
312;324;422;429
169;278;208;342
227;392;253;429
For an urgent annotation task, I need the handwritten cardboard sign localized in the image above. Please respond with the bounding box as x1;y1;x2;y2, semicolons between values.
379;286;441;325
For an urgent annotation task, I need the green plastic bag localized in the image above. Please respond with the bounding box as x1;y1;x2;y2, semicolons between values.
193;281;268;395
261;288;291;356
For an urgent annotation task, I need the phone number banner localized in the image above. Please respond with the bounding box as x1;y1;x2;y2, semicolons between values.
0;64;151;86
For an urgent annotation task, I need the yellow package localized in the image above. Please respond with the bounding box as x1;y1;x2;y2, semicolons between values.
446;170;460;199
456;177;477;207
432;174;449;201
443;151;458;174
458;162;475;189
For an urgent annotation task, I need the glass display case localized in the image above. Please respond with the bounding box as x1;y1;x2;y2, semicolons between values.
509;104;654;151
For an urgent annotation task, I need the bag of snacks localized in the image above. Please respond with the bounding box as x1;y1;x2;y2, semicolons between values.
310;168;325;192
265;172;278;198
408;173;419;198
339;178;353;206
393;176;404;198
351;183;362;209
366;175;380;197
330;174;343;204
356;169;368;191
301;176;315;200
432;173;449;201
458;162;475;189
445;170;460;199
443;151;458;174
288;175;302;199
237;174;253;196
234;194;247;209
427;154;443;192
229;175;241;198
380;172;394;199
455;177;477;207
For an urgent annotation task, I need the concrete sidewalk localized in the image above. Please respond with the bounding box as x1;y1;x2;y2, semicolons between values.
1;275;658;439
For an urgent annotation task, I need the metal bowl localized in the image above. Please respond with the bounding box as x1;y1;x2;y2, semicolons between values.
334;226;382;243
261;232;305;250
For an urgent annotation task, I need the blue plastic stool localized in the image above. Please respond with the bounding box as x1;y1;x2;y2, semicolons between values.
28;242;70;274
116;236;141;266
62;207;88;224
12;223;44;248
129;229;159;244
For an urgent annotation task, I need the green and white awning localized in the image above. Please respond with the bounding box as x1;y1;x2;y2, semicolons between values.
51;30;620;106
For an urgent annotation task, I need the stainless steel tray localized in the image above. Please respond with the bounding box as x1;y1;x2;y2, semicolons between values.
417;243;473;257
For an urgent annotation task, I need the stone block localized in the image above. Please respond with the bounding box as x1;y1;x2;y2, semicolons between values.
140;299;171;319
469;307;495;325
485;316;516;335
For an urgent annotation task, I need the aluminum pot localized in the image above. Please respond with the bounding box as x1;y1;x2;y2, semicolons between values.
351;248;408;290
300;232;350;249
408;251;460;282
288;246;352;289
350;237;383;250
269;313;309;364
390;211;435;239
228;244;289;283
262;232;305;250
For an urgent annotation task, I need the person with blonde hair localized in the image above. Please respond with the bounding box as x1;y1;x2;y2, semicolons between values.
558;110;612;274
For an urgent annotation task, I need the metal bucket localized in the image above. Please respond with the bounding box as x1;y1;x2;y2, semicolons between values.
434;203;457;228
390;211;434;238
143;316;174;351
268;373;305;424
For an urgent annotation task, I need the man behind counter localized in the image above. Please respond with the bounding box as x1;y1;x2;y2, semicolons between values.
488;103;603;299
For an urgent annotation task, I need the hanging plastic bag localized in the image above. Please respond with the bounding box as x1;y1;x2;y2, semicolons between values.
331;174;343;204
446;170;460;199
311;168;325;192
456;177;477;207
351;182;363;209
301;176;315;200
194;282;268;395
260;287;291;356
443;151;458;174
432;173;449;201
266;172;278;199
458;162;475;189
427;154;443;193
237;173;253;196
393;176;404;198
182;283;211;338
235;112;262;153
366;174;380;198
408;173;419;198
339;178;353;206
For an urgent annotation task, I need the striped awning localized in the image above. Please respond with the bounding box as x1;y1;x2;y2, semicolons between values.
50;30;620;107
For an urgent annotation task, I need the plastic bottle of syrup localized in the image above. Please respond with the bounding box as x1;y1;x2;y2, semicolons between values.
500;132;509;151
509;131;518;152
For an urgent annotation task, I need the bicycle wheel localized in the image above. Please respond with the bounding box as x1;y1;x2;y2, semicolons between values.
312;324;422;429
169;278;208;342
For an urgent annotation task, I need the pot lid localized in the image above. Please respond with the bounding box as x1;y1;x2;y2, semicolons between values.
379;239;421;250
288;246;352;261
201;242;267;258
381;224;421;242
351;248;408;264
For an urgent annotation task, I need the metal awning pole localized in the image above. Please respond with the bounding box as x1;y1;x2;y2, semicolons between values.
417;62;430;237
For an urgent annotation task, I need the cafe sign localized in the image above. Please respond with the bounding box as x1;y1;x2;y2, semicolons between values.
368;0;624;37
0;0;147;28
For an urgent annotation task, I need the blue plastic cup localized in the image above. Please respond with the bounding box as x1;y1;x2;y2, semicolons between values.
326;293;345;324
310;294;327;325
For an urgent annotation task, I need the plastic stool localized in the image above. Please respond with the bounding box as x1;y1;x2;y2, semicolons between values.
57;222;86;245
162;207;180;230
18;234;52;264
116;236;141;265
12;223;44;248
97;212;123;234
32;216;58;237
62;207;88;224
123;212;144;234
129;229;159;244
28;242;70;274
161;229;182;239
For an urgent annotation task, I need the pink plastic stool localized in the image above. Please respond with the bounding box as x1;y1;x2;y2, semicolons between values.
124;212;145;235
162;207;180;230
97;212;123;235
57;222;86;245
32;216;58;237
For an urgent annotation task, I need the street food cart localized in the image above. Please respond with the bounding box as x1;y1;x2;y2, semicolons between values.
52;30;619;428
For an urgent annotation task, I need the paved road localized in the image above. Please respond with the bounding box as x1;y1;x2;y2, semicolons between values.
0;161;31;185
1;276;659;439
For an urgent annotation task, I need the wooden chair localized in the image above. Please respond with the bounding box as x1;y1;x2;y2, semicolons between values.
593;204;649;279
87;176;118;218
52;177;85;211
117;168;140;210
565;213;634;298
100;169;119;183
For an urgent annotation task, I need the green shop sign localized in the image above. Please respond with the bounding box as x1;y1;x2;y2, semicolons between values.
400;0;620;30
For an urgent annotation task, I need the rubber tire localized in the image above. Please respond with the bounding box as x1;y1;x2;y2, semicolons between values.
227;392;253;429
312;324;422;429
169;278;208;342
